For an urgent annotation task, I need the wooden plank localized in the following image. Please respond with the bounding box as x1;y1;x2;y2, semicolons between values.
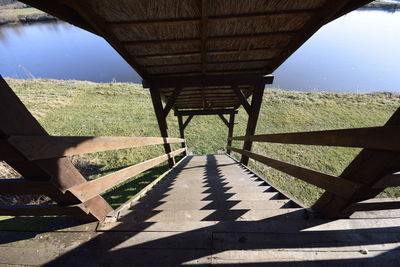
9;136;184;160
0;77;112;221
231;84;251;114
143;74;273;88
372;173;400;188
0;139;25;161
230;126;400;151
163;87;183;117
229;147;362;198
241;82;266;165
0;179;57;195
68;148;186;202
0;204;88;216
218;114;229;127
313;107;400;218
150;87;175;167
183;115;194;130
226;113;235;154
200;0;208;74
175;109;238;116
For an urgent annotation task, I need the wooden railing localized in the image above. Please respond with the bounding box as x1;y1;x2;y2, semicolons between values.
1;135;186;221
227;114;400;218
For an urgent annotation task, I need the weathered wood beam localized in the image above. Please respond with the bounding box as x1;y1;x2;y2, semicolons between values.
183;115;194;130
177;116;187;155
372;173;400;188
313;107;400;218
149;87;175;167
200;0;208;75
230;126;400;151
218;114;229;127
226;113;236;154
0;139;24;161
175;109;238;117
9;136;185;160
230;147;362;198
0;179;57;195
136;48;278;60
163;87;183;117
143;74;273;88
241;82;266;165
68;148;186;202
231;84;251;114
0;76;113;221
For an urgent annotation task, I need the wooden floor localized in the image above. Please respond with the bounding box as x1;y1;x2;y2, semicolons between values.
1;154;400;266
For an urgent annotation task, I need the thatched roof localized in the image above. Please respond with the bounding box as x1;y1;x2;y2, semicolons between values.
21;0;372;111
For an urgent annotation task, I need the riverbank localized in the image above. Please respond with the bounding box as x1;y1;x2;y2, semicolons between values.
1;78;399;207
0;7;56;26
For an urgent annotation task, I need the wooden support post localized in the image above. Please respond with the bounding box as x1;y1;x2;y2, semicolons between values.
149;87;175;167
227;113;236;154
177;115;187;156
241;83;265;165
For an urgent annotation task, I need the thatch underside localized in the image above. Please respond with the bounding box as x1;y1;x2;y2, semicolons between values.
21;0;373;111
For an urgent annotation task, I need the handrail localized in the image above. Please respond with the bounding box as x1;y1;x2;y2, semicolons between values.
228;147;362;198
8;135;185;160
229;126;400;151
68;148;186;202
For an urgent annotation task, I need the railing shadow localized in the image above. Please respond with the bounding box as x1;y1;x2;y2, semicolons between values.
37;154;400;266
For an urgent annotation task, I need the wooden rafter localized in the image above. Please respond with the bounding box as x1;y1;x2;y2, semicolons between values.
218;114;229;127
163;86;183;117
183;115;194;130
231;84;251;114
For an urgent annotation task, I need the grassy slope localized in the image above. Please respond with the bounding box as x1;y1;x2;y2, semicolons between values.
5;78;400;207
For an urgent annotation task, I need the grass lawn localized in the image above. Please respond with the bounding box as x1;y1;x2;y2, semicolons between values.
4;78;400;207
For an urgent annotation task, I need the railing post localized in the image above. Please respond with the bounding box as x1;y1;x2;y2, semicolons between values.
149;86;175;167
241;82;265;165
226;113;235;154
177;115;187;156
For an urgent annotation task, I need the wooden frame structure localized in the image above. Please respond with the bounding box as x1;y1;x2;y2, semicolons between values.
5;0;393;221
0;77;186;221
228;106;400;218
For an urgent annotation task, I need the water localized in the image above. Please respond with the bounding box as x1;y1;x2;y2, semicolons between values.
0;10;399;93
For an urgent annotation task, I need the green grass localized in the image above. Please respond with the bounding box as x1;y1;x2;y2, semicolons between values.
5;78;400;207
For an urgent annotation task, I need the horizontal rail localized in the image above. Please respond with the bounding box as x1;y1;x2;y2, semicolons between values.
0;179;57;195
8;136;185;160
228;147;362;199
0;140;24;161
68;148;186;202
372;173;400;188
229;126;400;151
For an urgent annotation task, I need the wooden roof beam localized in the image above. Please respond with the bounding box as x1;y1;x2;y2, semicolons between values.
143;74;273;88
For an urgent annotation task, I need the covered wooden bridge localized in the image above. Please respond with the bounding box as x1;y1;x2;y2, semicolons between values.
1;0;400;266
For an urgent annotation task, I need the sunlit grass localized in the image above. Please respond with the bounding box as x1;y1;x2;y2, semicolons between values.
6;78;400;207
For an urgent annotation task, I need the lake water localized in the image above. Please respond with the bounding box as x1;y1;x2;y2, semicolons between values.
0;10;399;93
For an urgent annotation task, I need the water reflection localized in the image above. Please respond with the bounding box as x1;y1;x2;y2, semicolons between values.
0;11;399;92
